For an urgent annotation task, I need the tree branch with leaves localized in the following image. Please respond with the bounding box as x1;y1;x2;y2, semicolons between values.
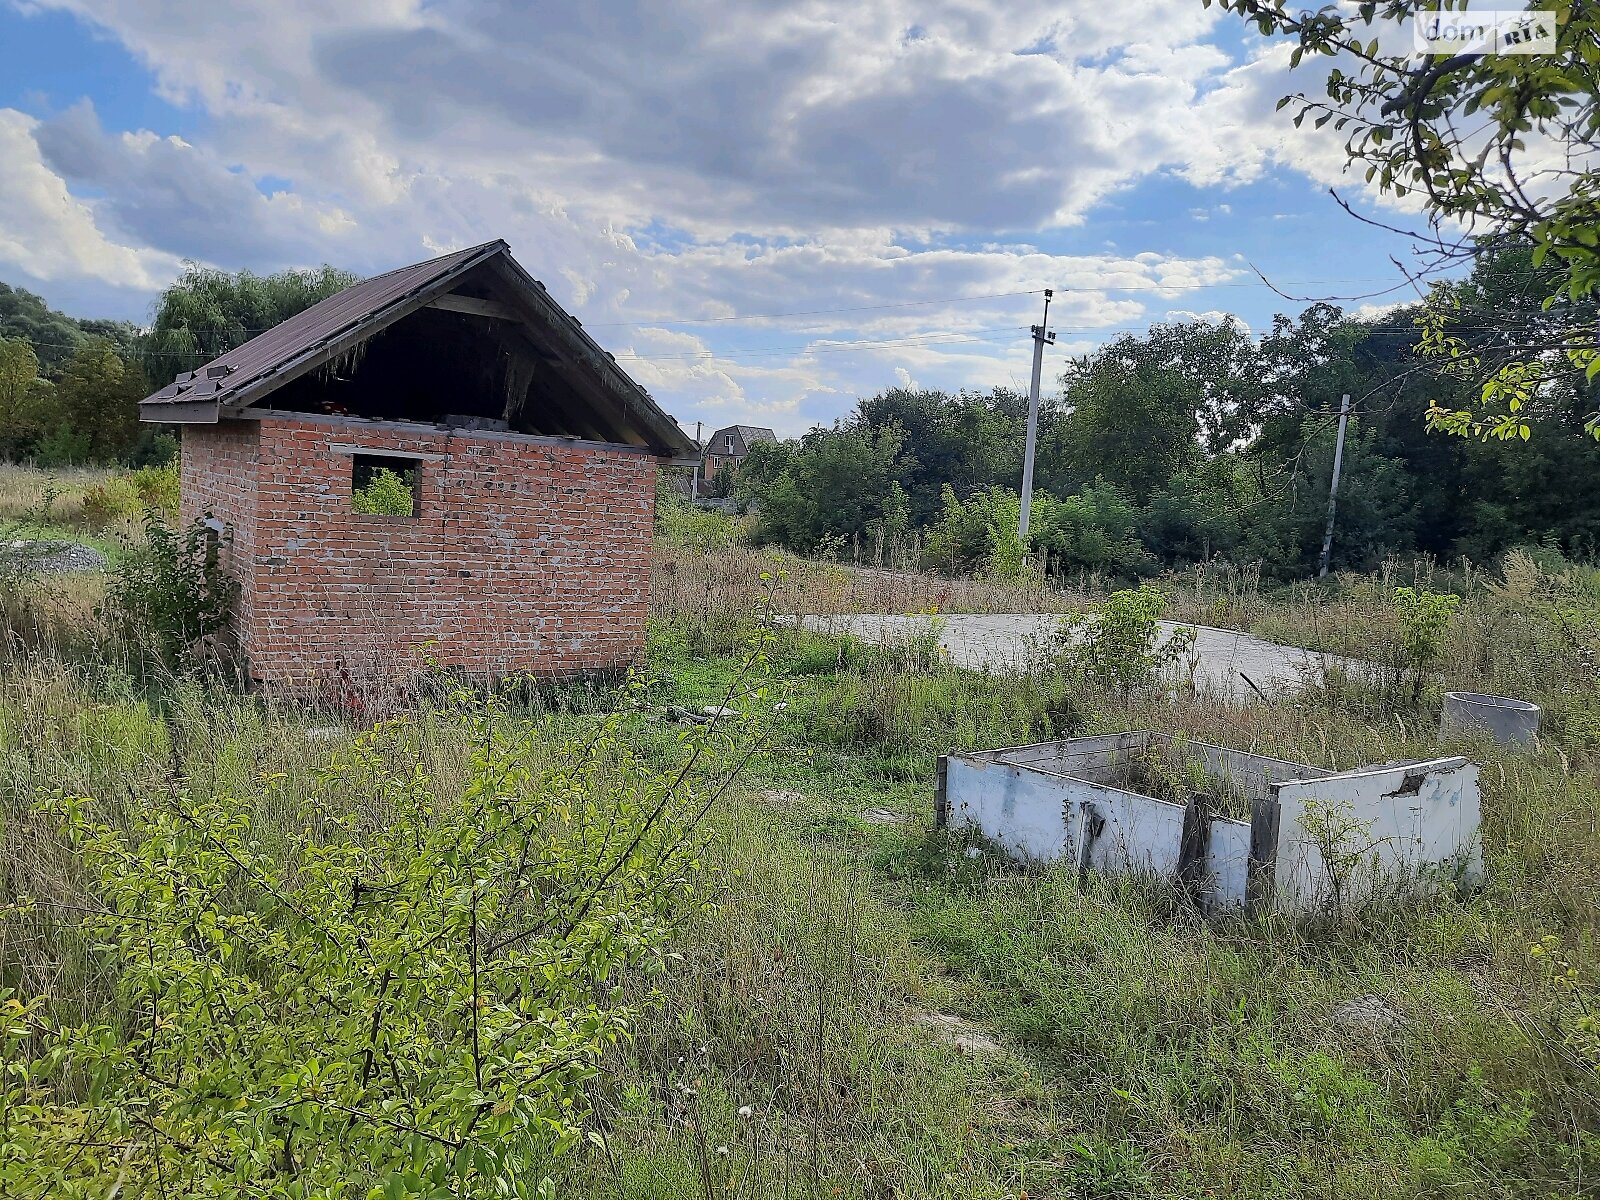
1206;0;1600;439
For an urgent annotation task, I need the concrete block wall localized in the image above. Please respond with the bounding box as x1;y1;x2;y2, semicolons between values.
938;733;1484;913
181;413;660;687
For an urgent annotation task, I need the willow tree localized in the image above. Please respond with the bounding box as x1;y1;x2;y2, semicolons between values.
142;263;359;387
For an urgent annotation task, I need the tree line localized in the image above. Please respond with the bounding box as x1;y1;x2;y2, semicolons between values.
0;265;355;466
729;245;1600;579
8;241;1595;581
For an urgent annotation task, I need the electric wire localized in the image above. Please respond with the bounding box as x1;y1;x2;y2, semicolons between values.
3;275;1578;368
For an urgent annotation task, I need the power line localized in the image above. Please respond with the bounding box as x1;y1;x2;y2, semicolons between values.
577;277;1408;328
9;275;1410;342
8;327;1031;363
57;289;1047;341
18;314;1584;366
611;326;1027;361
587;290;1043;327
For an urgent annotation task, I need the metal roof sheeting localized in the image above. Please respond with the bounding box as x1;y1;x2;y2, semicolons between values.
140;239;695;458
143;242;496;409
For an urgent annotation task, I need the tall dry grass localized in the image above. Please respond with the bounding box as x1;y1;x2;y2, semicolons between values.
634;537;1600;1196
5;497;1600;1195
0;462;118;526
1160;550;1600;747
651;543;1074;652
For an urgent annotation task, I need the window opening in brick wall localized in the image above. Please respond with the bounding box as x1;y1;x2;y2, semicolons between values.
351;454;420;516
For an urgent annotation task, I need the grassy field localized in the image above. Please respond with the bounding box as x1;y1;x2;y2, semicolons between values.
0;461;178;563
599;587;1600;1199
2;503;1599;1196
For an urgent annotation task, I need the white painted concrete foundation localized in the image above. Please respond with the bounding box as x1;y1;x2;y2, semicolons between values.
936;732;1482;913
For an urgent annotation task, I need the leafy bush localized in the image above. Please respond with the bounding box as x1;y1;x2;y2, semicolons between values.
1393;585;1460;702
79;473;144;524
1037;482;1151;577
740;422;905;554
976;491;1029;581
1059;584;1196;695
1141;460;1255;564
30;423;93;468
127;428;180;469
131;462;180;517
352;466;415;515
922;484;1012;575
78;464;179;526
922;485;1040;579
922;483;1148;579
101;513;238;670
1;680;745;1196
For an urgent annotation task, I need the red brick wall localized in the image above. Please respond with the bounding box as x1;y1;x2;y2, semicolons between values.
179;422;260;639
181;414;661;687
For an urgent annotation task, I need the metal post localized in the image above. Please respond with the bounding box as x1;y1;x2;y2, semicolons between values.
1019;289;1055;543
1317;393;1352;578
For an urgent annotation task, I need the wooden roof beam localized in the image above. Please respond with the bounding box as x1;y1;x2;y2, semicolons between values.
428;294;520;320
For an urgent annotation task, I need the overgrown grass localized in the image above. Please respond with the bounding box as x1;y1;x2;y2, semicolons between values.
0;461;175;560
653;509;1077;649
0;463;114;525
1162;550;1600;748
620;614;1600;1197
3;531;1600;1196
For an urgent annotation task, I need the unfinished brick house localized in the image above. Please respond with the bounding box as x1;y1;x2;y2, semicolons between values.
139;240;697;688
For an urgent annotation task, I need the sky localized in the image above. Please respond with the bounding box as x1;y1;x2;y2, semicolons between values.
0;0;1438;438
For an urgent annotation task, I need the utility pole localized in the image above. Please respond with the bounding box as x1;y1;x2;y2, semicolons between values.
1317;393;1352;578
691;420;703;500
1018;289;1055;544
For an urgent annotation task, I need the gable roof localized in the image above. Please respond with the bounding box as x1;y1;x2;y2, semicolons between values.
706;425;778;454
140;239;696;459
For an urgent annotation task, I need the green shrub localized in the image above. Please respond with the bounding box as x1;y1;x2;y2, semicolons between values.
131;462;179;517
1394;585;1460;703
79;473;144;525
1060;584;1196;695
30;423;93;468
922;483;1149;578
79;464;180;525
101;513;238;671
127;428;179;468
1;684;739;1196
352;466;415;515
923;484;1035;577
979;493;1030;581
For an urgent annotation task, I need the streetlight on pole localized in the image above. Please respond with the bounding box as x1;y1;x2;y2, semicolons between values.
1019;289;1055;544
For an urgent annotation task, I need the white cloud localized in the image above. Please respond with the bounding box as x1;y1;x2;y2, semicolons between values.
0;107;178;292
24;0;1342;241
615;325;836;435
1;0;1380;423
31;100;352;266
1351;299;1412;322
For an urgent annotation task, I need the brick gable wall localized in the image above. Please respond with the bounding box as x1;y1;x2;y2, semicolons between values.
181;414;659;687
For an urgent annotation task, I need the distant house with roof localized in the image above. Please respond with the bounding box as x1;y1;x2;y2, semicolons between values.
701;424;777;486
139;239;696;690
